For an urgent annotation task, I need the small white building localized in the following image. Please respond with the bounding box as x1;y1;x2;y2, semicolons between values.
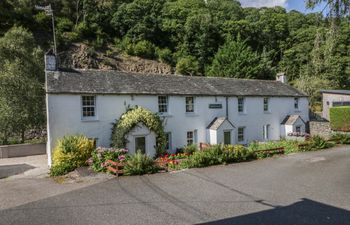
45;55;309;165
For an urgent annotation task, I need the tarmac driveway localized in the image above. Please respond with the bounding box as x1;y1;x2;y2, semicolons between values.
0;146;350;225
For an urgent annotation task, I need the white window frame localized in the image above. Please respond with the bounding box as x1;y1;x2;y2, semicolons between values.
158;96;168;113
237;127;245;143
81;95;97;120
186;96;195;113
263;124;270;140
187;131;194;145
134;136;146;154
238;97;245;113
263;97;269;112
294;97;299;110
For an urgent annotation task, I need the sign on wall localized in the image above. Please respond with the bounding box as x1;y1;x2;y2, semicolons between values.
209;104;222;109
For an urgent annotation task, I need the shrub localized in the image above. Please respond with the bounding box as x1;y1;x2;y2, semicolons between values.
222;145;254;163
50;135;95;176
332;133;350;144
310;135;328;149
133;40;155;59
156;48;173;64
183;144;198;155
123;151;159;175
330;106;350;131
89;147;129;172
175;56;200;76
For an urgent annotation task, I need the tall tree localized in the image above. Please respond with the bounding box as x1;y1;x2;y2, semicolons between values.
0;26;45;144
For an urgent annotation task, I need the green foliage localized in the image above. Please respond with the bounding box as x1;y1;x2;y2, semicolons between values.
156;48;173;64
183;144;198;154
0;26;45;144
330;106;350;132
332;133;350;144
133;40;156;59
111;106;167;156
50;135;95;176
186;145;254;168
90;147;129;172
207;37;273;79
123;151;159;175
175;56;199;76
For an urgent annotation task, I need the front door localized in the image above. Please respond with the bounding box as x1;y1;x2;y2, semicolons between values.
135;136;146;154
224;131;231;145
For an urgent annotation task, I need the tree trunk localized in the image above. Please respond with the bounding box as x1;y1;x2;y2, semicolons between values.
21;130;25;144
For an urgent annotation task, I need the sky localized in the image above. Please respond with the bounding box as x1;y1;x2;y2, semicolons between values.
239;0;328;14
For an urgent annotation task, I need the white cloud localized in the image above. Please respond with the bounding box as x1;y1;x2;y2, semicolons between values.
240;0;288;8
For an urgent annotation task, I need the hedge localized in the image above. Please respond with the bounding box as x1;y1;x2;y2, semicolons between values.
330;106;350;131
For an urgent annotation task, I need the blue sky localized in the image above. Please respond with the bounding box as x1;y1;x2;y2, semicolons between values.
240;0;328;14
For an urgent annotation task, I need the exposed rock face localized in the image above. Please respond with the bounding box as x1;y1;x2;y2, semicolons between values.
59;43;174;74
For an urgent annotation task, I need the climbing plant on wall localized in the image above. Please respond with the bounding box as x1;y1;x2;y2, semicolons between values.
111;106;167;156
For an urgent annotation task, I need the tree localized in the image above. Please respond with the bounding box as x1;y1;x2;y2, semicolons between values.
307;0;350;17
0;26;45;144
207;37;273;79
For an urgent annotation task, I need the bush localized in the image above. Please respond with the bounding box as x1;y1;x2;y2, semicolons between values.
50;135;95;176
123;151;159;175
222;145;254;163
330;106;350;131
175;56;200;76
332;133;350;144
89;147;129;172
133;40;155;59
183;144;198;154
156;48;173;64
310;135;328;149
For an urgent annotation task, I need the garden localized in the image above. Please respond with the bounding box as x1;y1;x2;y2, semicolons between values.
50;133;350;177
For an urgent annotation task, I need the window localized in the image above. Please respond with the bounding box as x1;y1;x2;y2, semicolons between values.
263;97;269;112
186;97;195;113
224;131;231;145
238;127;245;142
238;97;245;113
294;98;299;110
296;126;302;133
135;136;146;154
165;133;172;150
158;96;168;113
187;131;194;145
263;125;270;140
82;96;96;118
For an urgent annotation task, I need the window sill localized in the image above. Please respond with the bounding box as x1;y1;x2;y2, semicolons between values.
264;111;271;114
159;113;173;118
81;117;99;122
294;110;302;113
185;113;198;117
238;112;247;116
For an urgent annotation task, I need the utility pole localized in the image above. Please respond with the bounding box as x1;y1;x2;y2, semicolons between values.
35;4;57;56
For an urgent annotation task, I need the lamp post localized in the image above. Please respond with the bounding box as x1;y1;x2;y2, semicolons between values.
35;4;57;56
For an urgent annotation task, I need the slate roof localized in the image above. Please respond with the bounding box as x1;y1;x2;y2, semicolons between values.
320;89;350;96
281;115;305;125
207;117;235;130
46;69;307;97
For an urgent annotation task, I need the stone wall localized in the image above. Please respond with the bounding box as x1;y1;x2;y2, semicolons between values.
309;121;332;139
0;143;46;158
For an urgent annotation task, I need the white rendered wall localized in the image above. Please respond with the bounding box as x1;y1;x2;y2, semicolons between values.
46;94;309;164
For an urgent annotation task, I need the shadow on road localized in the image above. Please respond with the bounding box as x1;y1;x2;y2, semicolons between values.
197;198;350;225
0;164;35;179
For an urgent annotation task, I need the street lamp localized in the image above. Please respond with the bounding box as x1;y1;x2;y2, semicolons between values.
35;4;57;56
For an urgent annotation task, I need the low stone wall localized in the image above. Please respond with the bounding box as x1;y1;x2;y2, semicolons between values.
309;121;332;139
0;143;46;158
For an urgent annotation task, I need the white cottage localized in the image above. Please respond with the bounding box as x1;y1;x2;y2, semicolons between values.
45;55;309;165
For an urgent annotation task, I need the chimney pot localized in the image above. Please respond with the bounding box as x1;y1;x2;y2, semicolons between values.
276;72;288;84
45;50;57;71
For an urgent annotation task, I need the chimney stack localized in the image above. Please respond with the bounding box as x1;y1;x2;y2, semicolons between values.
276;72;288;84
45;50;57;71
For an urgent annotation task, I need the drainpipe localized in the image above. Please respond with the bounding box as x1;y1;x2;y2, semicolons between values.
226;97;229;119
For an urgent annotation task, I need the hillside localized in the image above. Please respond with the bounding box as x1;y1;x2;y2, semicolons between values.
59;43;174;74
